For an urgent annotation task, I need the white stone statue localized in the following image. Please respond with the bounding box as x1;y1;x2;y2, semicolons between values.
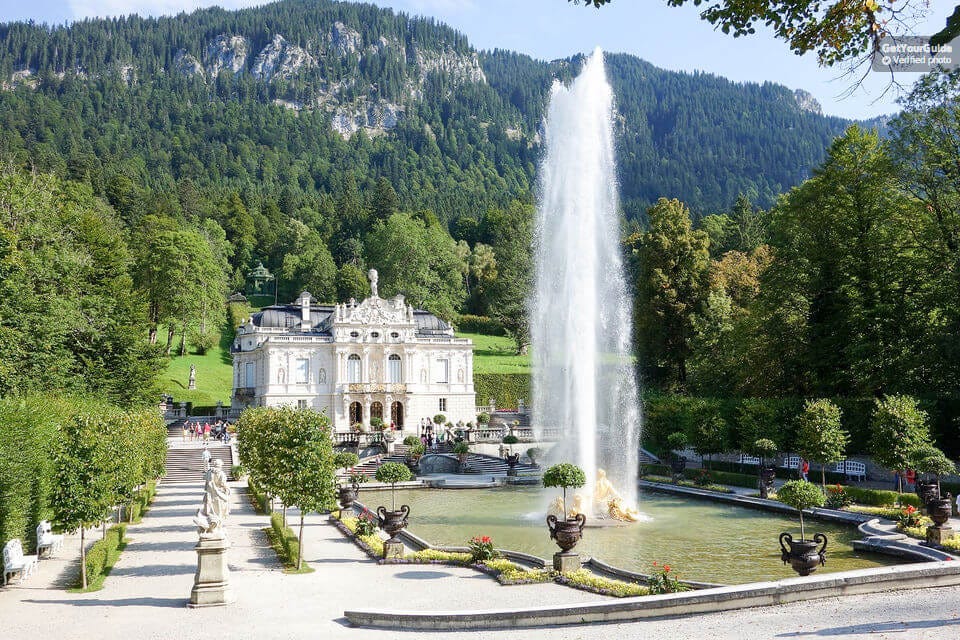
193;460;231;539
368;268;379;298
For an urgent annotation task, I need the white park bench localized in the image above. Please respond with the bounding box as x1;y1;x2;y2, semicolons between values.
835;460;867;482
738;454;761;466
782;455;801;470
36;521;63;558
3;539;38;586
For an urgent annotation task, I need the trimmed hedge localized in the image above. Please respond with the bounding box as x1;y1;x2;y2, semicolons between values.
127;481;157;523
82;524;127;590
474;373;530;410
248;478;271;515
268;511;311;572
844;486;920;507
456;315;506;336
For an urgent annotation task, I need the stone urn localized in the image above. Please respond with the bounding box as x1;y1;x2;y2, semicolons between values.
759;467;777;500
376;505;410;542
779;532;827;576
546;513;587;553
927;494;953;527
670;455;687;481
917;481;940;509
506;453;520;477
337;482;359;511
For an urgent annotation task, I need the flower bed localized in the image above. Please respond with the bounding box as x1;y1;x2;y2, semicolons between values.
555;569;650;597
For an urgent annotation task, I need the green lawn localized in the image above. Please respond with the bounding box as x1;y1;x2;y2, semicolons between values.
160;326;235;407
458;332;530;375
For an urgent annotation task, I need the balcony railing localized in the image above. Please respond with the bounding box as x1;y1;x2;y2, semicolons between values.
345;383;407;394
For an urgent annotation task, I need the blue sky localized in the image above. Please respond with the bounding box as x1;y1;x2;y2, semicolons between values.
0;0;955;118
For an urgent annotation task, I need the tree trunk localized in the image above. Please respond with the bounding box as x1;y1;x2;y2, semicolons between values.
821;465;826;490
297;513;305;571
80;528;87;590
149;324;158;344
799;511;805;541
166;325;175;356
282;504;287;528
178;320;187;356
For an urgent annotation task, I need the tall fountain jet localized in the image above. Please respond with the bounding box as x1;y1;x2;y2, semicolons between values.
531;48;641;515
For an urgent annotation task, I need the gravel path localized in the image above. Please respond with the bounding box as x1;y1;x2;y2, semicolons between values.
3;480;960;639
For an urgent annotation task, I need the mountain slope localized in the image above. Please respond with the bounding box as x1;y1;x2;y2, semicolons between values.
0;0;852;220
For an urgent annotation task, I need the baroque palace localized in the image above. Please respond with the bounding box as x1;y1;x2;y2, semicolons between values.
231;269;476;432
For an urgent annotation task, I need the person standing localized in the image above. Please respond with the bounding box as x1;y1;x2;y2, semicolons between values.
201;444;212;471
182;421;190;442
203;422;211;442
801;459;810;482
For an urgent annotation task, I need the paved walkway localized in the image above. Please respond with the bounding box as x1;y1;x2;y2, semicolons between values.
4;480;960;639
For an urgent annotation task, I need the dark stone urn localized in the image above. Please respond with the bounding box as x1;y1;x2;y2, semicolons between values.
506;453;520;477
779;532;828;576
546;513;587;553
376;505;410;542
670;455;687;481
917;480;940;504
759;467;777;499
927;493;954;527
337;482;359;511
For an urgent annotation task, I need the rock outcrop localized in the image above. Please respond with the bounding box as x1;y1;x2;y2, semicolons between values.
252;34;316;82
793;89;823;115
331;99;404;138
173;50;204;78
205;35;248;77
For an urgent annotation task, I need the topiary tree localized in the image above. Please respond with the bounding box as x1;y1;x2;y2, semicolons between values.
52;414;115;590
542;463;586;520
690;414;728;470
452;441;470;461
527;447;544;465
777;480;825;541
370;417;385;431
912;445;956;493
433;414;447;427
268;407;336;571
749;438;779;468
503;434;519;454
796;399;848;489
666;431;688;455
333;452;359;471
403;435;421;447
477;412;490;425
870;395;931;493
375;462;413;511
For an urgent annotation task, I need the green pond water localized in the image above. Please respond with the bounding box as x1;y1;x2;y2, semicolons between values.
370;487;899;584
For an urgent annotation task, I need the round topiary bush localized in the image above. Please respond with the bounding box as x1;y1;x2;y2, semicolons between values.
477;412;490;425
502;435;519;445
433;414;447;425
403;435;421;447
333;452;359;470
543;463;586;520
666;432;688;452
370;417;385;431
452;441;470;456
777;479;825;540
375;461;413;511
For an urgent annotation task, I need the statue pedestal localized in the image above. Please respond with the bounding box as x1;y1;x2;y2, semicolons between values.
189;537;233;608
553;552;580;573
383;539;404;559
927;525;955;545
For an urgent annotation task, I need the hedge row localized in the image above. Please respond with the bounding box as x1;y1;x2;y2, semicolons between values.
268;511;308;571
844;487;920;507
248;478;271;515
127;481;158;523
82;524;127;590
474;374;531;410
456;315;507;336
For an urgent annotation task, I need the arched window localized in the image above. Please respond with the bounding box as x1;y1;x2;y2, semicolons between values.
349;402;363;425
371;402;383;421
347;354;361;383
388;354;402;383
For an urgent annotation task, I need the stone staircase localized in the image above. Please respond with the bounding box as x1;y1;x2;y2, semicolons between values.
459;452;539;475
164;444;233;483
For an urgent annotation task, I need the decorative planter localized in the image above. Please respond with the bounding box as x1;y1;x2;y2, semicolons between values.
405;459;421;474
376;505;410;542
337;482;359;510
779;532;827;576
506;453;520;477
916;481;940;505
670;455;687;479
546;513;587;553
759;467;776;499
927;495;953;527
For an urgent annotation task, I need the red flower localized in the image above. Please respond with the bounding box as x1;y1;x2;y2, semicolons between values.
652;561;658;566
663;565;671;572
905;505;917;514
481;536;491;544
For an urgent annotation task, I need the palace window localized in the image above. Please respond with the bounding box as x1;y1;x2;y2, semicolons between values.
437;359;450;384
295;358;309;384
388;354;402;383
439;398;447;412
347;354;361;383
244;362;256;387
297;399;307;409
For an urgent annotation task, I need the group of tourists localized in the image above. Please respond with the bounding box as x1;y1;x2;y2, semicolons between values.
182;419;232;444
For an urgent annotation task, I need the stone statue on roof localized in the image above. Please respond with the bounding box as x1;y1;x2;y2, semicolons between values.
368;268;379;298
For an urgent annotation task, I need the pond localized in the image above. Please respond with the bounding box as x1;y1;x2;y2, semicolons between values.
365;486;900;584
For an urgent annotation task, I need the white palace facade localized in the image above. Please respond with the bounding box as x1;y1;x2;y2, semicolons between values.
230;270;476;432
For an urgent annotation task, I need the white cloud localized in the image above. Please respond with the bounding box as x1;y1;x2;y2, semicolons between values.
67;0;268;21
